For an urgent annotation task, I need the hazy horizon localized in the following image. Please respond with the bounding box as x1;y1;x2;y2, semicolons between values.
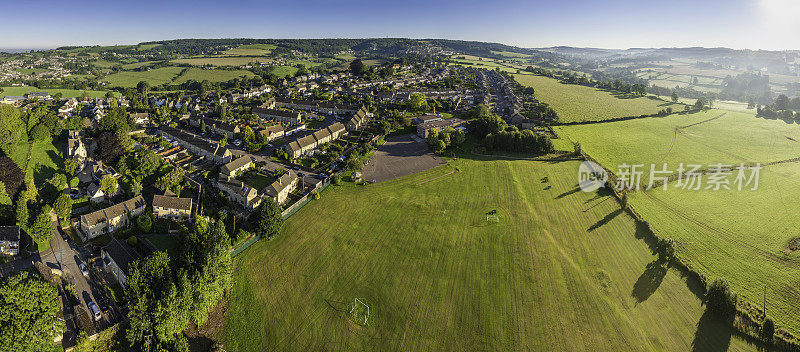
2;0;800;51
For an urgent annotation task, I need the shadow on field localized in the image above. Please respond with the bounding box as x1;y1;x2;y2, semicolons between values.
588;208;622;232
631;260;667;303
691;309;732;352
555;185;581;199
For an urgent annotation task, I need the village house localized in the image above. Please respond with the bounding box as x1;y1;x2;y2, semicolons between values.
79;195;146;240
416;118;466;138
66;130;87;161
216;179;261;210
152;194;193;221
264;171;298;205
220;155;253;180
252;107;302;124
345;108;369;131
160;126;232;164
202;118;240;139
0;226;20;256
258;124;285;142
130;112;150;126
101;237;141;287
284;122;347;159
0;96;25;105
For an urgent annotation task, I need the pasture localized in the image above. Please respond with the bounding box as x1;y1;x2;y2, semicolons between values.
513;74;681;123
557;108;800;336
555;109;800;181
100;67;185;87
172;57;274;66
222;44;276;56
172;68;255;84
0;86;118;98
223;158;752;351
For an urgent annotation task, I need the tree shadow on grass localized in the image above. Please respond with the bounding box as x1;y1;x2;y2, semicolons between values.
555;185;581;199
691;309;732;352
584;187;611;204
631;260;667;303
588;208;622;232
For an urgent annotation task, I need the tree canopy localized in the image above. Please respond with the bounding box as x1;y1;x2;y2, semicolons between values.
0;271;65;352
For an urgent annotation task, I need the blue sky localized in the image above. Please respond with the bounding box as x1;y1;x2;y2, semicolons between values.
2;0;798;50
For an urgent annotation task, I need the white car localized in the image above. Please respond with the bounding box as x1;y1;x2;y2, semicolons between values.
88;302;102;321
79;263;89;277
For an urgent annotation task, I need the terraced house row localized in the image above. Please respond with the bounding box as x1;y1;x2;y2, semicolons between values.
285;122;347;159
79;196;147;240
159;126;233;164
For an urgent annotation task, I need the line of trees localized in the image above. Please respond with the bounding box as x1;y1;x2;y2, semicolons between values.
469;104;554;154
125;216;232;351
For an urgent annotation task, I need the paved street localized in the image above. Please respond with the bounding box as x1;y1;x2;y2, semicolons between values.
0;220;123;345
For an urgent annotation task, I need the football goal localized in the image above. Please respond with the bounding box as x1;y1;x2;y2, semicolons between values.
349;298;370;326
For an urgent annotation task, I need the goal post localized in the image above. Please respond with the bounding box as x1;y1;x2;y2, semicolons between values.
349;298;370;326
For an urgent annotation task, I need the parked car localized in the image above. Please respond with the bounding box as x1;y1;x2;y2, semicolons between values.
79;263;89;277
88;302;102;321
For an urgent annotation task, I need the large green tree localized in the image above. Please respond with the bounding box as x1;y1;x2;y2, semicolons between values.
100;175;117;200
251;199;284;239
125;252;191;347
0;271;65;352
53;194;73;221
31;210;52;246
0;105;27;157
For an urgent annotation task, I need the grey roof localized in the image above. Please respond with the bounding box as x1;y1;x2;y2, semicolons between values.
81;208;107;227
152;194;192;212
0;226;20;242
265;171;297;197
103;237;140;276
221;156;252;176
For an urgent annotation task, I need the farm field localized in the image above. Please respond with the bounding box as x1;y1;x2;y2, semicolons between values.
557;108;800;335
221;43;276;56
172;68;255;84
0;86;118;98
172;56;274;66
555;109;800;181
628;161;800;336
100;66;185;87
223;158;753;351
514;74;681;123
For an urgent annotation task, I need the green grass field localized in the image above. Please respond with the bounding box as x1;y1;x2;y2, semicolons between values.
269;66;298;78
513;74;681;123
223;157;753;351
557;108;800;336
101;67;185;87
0;86;117;98
556;109;800;181
222;44;276;56
172;57;274;66
172;68;255;84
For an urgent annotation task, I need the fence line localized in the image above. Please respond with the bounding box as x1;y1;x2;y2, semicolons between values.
230;179;331;257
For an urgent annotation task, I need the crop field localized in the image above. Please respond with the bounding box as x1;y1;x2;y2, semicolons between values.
223;158;753;351
514;74;681;123
172;68;255;84
172;56;274;66
0;86;118;98
557;108;800;336
100;66;185;87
